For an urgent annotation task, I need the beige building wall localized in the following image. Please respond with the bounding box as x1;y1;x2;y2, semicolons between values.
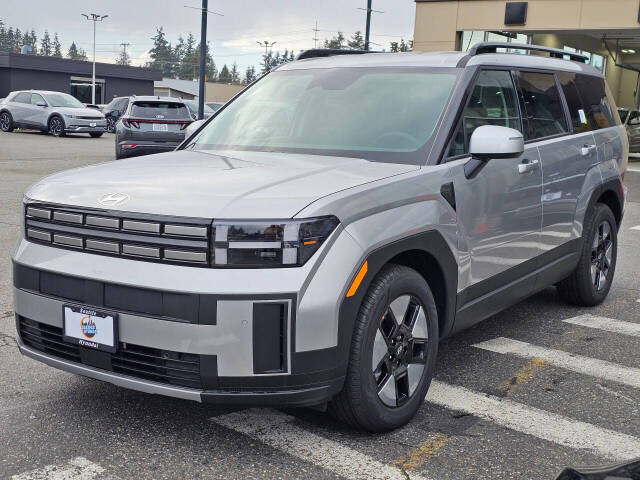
205;82;245;103
413;0;640;108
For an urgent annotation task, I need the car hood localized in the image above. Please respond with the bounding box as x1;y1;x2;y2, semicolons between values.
56;107;105;118
25;150;418;218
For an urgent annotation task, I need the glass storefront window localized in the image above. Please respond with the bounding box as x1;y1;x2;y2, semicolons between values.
460;31;531;54
563;47;607;73
70;79;104;104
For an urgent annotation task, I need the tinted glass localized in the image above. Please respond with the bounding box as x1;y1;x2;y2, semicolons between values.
185;101;214;115
190;67;459;165
619;109;629;123
44;93;84;108
629;111;640;125
448;70;521;157
556;72;590;133
30;94;46;106
130;101;191;119
13;92;31;103
574;74;616;129
517;72;567;140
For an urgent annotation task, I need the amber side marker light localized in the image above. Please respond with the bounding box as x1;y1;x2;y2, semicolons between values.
346;260;368;298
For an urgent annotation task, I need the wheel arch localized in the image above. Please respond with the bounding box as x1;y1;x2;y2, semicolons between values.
587;177;624;230
337;229;458;371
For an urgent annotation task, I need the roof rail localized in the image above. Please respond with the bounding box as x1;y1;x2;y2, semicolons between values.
296;48;377;61
468;42;588;63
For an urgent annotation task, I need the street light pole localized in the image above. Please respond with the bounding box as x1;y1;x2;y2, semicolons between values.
198;0;208;120
81;13;108;105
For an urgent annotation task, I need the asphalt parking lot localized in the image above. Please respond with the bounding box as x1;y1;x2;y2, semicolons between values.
2;130;640;480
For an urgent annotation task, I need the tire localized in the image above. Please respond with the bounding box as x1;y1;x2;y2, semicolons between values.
90;132;103;138
106;116;116;133
48;116;66;137
115;143;124;160
558;203;617;306
329;264;439;432
0;111;14;132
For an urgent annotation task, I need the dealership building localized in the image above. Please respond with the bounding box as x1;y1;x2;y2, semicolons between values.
0;53;162;104
414;0;640;108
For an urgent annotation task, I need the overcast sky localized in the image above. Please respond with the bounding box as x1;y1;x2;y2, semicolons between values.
2;0;416;73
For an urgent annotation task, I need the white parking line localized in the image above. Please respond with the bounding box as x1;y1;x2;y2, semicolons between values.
473;337;640;389
210;409;432;480
563;314;640;337
11;457;105;480
425;380;640;461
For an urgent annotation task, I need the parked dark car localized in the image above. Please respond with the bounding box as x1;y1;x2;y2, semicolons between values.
114;96;193;159
102;96;131;133
618;107;640;154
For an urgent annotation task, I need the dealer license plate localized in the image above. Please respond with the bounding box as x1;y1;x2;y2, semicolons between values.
90;122;97;127
153;123;168;132
63;305;117;353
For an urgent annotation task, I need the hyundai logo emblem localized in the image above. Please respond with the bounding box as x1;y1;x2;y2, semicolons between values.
98;192;130;207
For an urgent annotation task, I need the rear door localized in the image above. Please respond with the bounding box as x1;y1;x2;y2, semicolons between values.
8;92;32;124
535;71;598;256
448;69;543;291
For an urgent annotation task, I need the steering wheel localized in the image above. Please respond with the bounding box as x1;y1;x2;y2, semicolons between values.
374;131;421;149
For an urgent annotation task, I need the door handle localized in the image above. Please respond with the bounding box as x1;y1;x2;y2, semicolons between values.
518;159;539;174
581;144;597;156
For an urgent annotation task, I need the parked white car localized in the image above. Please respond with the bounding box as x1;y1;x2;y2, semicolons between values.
0;90;107;137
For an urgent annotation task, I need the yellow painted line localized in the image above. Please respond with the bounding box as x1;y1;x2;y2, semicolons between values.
497;357;547;395
394;433;450;472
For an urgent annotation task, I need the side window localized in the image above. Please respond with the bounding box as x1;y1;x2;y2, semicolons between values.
448;70;521;157
517;71;568;140
31;94;46;106
556;71;590;133
13;92;31;103
116;98;128;111
574;74;614;130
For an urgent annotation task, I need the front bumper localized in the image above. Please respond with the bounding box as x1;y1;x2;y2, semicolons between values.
66;125;107;133
12;228;364;405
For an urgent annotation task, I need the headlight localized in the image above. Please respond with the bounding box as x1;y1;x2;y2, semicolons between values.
212;216;339;267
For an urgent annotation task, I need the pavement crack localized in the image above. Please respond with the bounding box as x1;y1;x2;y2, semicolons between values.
2;310;13;318
0;332;16;347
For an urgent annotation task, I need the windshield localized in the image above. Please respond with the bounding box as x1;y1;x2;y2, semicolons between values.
130;101;191;119
188;67;459;164
44;93;85;108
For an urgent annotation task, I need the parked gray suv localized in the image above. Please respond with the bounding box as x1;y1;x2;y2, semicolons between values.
12;43;627;431
0;90;107;137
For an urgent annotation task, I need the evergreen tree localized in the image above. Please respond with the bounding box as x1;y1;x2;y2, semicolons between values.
40;30;52;56
244;65;257;84
53;33;62;57
180;40;216;81
348;31;364;50
116;49;131;66
390;38;413;53
6;27;15;53
324;32;346;49
67;42;88;61
14;28;22;52
147;27;176;77
218;64;232;83
178;33;196;79
261;51;273;74
26;30;37;54
230;62;240;84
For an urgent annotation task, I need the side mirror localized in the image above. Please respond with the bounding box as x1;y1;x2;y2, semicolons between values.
465;125;524;179
184;119;206;139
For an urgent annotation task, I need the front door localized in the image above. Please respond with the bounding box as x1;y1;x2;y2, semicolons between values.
446;69;544;307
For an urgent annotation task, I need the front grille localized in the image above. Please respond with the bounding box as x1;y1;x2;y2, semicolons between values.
25;203;211;266
76;116;103;120
18;317;203;389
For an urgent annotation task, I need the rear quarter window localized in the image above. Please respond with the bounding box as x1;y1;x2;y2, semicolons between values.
557;71;591;133
516;71;568;140
574;74;617;129
130;101;190;119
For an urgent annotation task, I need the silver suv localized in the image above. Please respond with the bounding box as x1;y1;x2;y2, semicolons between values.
12;43;627;431
0;90;107;137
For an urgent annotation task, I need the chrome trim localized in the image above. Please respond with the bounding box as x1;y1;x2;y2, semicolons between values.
26;207;51;220
165;224;207;237
53;234;83;248
123;244;160;258
86;239;120;253
53;211;83;224
122;220;161;233
27;228;51;242
17;340;202;402
86;215;120;229
164;249;207;262
228;241;282;249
